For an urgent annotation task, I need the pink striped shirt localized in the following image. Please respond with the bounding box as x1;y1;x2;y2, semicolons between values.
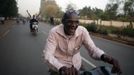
43;24;104;71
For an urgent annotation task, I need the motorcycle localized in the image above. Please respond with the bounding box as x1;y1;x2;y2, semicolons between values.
31;22;38;35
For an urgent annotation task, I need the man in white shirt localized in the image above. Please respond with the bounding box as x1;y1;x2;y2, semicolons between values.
43;9;122;75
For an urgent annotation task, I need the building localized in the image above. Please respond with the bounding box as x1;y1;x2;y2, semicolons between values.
40;0;57;19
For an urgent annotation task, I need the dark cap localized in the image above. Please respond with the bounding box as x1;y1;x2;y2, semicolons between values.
62;9;79;24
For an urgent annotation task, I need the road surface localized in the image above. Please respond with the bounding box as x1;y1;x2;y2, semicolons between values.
0;22;134;75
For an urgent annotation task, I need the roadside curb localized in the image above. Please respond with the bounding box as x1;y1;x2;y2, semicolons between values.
90;32;134;46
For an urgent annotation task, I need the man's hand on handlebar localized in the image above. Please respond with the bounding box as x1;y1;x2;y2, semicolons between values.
101;54;122;75
59;66;79;75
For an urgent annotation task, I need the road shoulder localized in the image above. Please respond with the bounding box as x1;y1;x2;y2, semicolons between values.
0;20;15;39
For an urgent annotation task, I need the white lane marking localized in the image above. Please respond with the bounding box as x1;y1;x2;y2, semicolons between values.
42;31;48;35
81;56;96;68
3;30;10;37
0;30;10;39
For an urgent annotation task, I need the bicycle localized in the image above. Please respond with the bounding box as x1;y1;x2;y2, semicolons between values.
80;66;113;75
49;66;117;75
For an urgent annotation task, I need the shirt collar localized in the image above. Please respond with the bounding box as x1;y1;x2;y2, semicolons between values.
56;24;80;39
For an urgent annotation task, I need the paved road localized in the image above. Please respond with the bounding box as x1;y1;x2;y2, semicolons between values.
0;22;134;75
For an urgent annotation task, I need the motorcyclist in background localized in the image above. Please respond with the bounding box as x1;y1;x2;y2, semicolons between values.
26;10;39;32
29;15;38;32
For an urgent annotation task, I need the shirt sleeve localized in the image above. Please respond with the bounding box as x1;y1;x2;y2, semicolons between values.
82;27;105;60
43;30;63;70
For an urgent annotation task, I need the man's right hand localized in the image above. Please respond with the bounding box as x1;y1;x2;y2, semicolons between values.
59;66;79;75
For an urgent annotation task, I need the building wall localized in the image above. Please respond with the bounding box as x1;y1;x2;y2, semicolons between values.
79;19;134;28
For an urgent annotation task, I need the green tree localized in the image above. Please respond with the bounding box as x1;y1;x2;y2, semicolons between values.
66;3;77;11
123;0;134;28
79;6;89;19
0;0;18;17
79;6;95;19
92;8;103;19
105;3;118;20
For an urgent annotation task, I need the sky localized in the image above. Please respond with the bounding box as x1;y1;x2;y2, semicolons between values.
17;0;109;17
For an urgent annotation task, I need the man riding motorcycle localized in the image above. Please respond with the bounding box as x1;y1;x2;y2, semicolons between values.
29;15;38;32
26;10;39;32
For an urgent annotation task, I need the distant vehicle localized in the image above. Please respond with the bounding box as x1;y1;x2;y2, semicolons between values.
16;18;20;24
0;17;5;24
22;19;26;24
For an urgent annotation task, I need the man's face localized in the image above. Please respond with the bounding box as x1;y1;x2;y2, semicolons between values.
64;15;79;35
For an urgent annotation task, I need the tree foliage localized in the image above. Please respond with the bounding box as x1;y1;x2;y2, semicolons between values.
105;3;118;20
0;0;18;17
66;3;77;11
78;0;134;22
79;6;98;20
123;0;134;22
41;0;63;19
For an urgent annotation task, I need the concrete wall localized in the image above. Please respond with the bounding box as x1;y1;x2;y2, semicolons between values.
55;18;134;28
79;19;134;28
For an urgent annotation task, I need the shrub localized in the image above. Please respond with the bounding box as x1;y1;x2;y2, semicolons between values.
106;26;121;35
86;22;97;32
121;28;134;37
97;27;109;35
54;20;61;25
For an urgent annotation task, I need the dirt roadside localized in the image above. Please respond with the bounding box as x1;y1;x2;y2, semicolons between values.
90;32;134;46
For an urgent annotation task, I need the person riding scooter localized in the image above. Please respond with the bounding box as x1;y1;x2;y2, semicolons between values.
30;15;38;32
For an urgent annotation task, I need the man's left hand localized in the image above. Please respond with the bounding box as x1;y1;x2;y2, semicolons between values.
101;54;122;74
